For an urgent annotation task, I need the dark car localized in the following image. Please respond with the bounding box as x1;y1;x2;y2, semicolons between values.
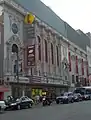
74;93;83;102
6;96;34;110
56;92;74;104
73;89;91;101
82;94;90;100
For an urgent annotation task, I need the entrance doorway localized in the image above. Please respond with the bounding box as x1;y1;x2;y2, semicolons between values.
0;92;4;100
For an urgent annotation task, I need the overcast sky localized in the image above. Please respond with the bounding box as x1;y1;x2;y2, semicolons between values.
41;0;91;33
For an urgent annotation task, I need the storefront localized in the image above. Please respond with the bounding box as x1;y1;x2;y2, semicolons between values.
11;81;69;99
0;86;9;100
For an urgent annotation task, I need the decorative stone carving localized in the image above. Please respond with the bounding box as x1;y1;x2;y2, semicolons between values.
71;55;76;60
8;13;21;36
6;35;23;50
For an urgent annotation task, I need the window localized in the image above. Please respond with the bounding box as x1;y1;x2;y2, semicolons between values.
76;76;79;83
37;36;41;61
21;97;26;101
63;46;67;57
72;75;75;83
56;46;59;66
14;64;16;73
65;76;67;80
45;40;48;62
68;93;73;96
51;43;54;64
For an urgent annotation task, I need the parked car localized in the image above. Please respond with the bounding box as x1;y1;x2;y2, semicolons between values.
82;94;90;100
0;100;6;113
73;93;83;102
73;88;91;101
56;92;74;104
6;96;34;110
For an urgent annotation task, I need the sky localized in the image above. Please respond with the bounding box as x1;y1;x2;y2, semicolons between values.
41;0;91;33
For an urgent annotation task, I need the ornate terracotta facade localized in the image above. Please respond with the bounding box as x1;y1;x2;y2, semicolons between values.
0;0;89;98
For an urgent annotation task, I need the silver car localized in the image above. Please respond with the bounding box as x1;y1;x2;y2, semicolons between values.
56;92;74;104
0;100;6;113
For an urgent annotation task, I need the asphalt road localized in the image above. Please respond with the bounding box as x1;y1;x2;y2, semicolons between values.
1;101;91;120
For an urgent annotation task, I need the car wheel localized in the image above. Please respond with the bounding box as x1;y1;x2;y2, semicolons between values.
88;96;90;100
28;103;32;108
71;99;74;103
56;100;59;104
17;105;21;110
77;99;79;102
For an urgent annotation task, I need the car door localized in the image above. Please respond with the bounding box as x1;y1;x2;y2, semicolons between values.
24;96;30;106
20;97;27;108
68;93;73;102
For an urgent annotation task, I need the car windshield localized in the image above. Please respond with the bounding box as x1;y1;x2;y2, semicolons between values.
64;93;68;96
74;93;78;96
60;93;64;96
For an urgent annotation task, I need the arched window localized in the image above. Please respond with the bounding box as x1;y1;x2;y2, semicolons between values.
51;43;54;64
45;40;48;62
56;46;59;66
37;36;41;61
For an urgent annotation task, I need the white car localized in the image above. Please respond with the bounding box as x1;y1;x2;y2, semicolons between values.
0;100;6;112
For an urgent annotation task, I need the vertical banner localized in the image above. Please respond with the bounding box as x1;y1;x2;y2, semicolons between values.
68;52;71;71
81;59;84;75
27;45;35;66
76;56;78;74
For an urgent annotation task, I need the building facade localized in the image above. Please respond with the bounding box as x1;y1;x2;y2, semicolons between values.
0;0;89;98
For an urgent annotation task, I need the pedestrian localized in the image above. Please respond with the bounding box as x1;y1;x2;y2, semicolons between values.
35;95;40;104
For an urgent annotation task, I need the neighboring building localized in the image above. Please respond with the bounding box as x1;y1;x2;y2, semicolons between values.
0;7;10;100
0;0;90;99
69;42;89;90
86;46;91;85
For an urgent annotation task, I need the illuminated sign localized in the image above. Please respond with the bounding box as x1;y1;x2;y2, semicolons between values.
24;13;35;24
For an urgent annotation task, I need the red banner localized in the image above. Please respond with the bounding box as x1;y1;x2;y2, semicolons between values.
76;56;78;74
81;59;84;75
27;45;35;66
68;52;71;71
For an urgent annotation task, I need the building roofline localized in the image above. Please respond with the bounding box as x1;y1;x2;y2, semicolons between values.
1;0;87;55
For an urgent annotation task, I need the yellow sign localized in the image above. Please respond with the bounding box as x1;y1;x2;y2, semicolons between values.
24;13;35;24
42;92;46;95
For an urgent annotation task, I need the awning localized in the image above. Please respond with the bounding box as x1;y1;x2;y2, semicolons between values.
0;86;9;92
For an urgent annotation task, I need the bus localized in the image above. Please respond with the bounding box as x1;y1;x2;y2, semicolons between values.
74;86;91;100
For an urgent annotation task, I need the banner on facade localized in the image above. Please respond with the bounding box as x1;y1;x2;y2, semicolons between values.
24;23;35;40
27;45;35;66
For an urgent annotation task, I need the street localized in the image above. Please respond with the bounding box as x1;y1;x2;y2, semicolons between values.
1;101;91;120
